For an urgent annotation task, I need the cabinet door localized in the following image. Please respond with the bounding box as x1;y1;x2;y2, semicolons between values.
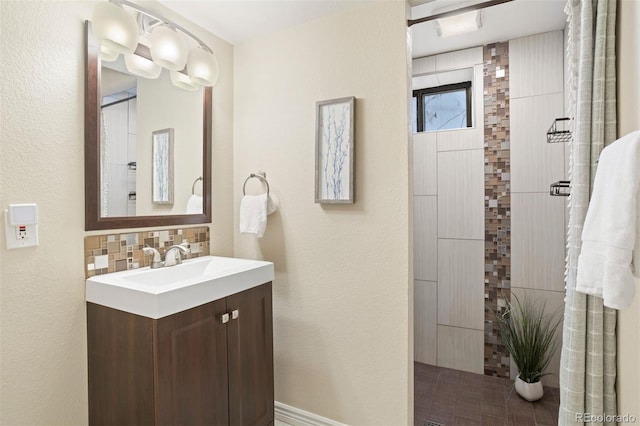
227;283;274;426
155;298;229;425
87;303;156;426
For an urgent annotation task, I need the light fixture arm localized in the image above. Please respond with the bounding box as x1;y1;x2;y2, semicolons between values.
112;0;214;54
408;0;513;27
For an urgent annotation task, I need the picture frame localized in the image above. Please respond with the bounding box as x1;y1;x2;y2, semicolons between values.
315;96;355;204
152;128;174;205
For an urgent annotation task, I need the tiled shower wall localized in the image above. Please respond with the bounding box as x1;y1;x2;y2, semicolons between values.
412;31;567;386
483;41;511;378
509;31;567;387
413;46;486;373
84;226;210;278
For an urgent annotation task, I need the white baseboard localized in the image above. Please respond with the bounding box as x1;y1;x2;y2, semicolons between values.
275;401;346;426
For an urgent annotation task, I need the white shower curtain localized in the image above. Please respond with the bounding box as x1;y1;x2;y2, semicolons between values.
559;0;617;424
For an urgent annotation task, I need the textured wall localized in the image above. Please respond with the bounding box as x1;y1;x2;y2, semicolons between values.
1;2;91;423
233;2;411;424
0;1;234;423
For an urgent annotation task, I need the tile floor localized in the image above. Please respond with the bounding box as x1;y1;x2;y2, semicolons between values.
415;362;560;426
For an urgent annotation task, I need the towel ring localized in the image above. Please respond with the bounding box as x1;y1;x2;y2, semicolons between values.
243;172;270;196
192;176;203;195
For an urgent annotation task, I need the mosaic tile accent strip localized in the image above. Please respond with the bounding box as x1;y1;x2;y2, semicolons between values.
483;42;511;378
84;226;210;278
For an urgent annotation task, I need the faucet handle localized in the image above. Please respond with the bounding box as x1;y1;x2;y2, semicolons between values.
164;244;191;267
142;246;163;268
168;243;191;254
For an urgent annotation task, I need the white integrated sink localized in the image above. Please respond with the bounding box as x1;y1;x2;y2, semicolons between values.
86;255;274;319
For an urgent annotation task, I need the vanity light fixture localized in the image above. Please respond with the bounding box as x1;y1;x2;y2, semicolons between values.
91;1;138;54
125;53;162;79
169;71;201;91
150;25;188;71
187;47;220;87
91;0;219;89
100;45;120;62
435;10;482;37
123;34;162;79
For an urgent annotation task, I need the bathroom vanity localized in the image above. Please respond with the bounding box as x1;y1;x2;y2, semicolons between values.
85;256;274;425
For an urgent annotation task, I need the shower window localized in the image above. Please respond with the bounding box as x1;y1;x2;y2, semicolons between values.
413;81;472;132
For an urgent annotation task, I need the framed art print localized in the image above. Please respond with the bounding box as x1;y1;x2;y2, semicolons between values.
315;96;355;204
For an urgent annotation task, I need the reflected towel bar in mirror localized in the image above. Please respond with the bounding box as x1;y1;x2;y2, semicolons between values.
192;176;202;195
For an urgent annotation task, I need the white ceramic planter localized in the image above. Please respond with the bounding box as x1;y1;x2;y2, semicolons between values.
515;376;544;401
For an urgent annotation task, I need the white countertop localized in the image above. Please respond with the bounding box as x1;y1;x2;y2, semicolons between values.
86;255;274;319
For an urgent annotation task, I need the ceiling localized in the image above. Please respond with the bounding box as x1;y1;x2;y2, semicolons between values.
159;0;567;57
158;0;366;45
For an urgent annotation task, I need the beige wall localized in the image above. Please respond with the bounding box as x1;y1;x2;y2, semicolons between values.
0;1;234;424
616;0;640;418
233;2;412;424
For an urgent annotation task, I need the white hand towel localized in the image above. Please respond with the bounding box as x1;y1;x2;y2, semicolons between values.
186;194;203;214
576;130;640;309
240;193;269;238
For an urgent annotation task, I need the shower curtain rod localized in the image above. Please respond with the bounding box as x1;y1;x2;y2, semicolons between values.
101;95;137;109
407;0;514;27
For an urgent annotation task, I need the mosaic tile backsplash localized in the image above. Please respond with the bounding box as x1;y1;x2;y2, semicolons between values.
483;41;511;379
84;227;210;278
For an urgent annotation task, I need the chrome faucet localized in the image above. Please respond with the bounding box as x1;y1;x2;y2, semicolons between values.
163;244;191;267
142;244;191;269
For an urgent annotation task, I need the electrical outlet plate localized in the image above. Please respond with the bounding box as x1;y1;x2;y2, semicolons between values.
4;209;39;250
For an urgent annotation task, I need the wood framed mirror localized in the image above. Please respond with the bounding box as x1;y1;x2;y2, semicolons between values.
84;21;212;231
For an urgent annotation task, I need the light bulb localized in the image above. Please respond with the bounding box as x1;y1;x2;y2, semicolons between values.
150;26;188;71
91;2;139;54
187;47;219;87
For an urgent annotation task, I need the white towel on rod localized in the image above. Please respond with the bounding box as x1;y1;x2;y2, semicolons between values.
240;193;275;238
576;130;640;309
186;194;202;214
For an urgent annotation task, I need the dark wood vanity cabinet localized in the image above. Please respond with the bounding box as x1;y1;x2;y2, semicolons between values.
87;282;274;426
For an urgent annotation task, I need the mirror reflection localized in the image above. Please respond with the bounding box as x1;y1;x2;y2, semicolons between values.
100;58;203;217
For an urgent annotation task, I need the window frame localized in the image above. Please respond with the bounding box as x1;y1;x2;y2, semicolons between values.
413;81;472;132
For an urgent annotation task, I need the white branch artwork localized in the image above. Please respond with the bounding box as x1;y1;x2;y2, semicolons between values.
152;128;174;205
316;97;355;204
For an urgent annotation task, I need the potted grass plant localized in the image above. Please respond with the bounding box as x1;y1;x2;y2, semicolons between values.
494;294;562;401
